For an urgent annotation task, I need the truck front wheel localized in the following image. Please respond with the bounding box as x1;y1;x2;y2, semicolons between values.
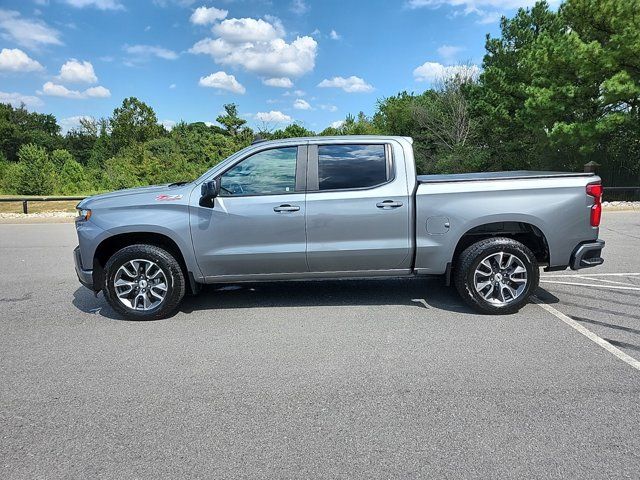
103;244;186;320
454;237;539;314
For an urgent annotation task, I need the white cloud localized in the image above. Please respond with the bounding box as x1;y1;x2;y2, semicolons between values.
329;30;341;40
329;120;345;129
169;83;176;89
161;119;177;130
41;81;111;99
124;44;179;60
263;77;293;88
290;0;309;15
318;76;374;93
212;17;284;43
190;6;228;25
190;15;316;79
413;62;480;82
58;59;97;83
190;35;317;78
320;104;338;112
199;71;245;94
0;9;62;49
59;115;91;133
0;48;44;72
293;98;311;110
405;0;560;23
255;110;292;123
84;85;111;97
62;0;124;10
437;44;464;63
283;89;306;97
0;91;43;108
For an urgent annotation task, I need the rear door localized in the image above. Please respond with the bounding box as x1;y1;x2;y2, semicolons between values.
305;141;412;273
191;144;309;278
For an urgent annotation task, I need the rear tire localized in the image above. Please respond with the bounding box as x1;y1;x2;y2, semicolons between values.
454;237;539;314
103;244;185;320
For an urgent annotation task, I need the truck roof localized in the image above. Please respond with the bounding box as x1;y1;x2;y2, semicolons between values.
253;135;414;144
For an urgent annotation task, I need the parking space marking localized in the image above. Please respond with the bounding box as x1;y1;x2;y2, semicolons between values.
532;296;640;372
573;275;632;286
543;273;640;277
539;280;640;291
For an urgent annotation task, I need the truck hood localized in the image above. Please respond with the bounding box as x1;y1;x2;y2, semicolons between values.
78;183;191;208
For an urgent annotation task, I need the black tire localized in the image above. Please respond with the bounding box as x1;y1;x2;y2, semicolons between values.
454;237;539;315
103;244;186;320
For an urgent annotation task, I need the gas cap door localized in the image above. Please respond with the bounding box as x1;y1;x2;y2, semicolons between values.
426;216;450;235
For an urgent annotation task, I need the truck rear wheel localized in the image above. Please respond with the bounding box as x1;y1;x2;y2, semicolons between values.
103;244;186;320
454;237;539;314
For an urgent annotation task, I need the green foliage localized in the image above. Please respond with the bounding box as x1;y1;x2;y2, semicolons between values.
110;97;163;152
0;103;62;162
16;144;56;195
216;103;247;136
51;149;74;169
57;157;92;195
270;123;315;139
1;1;639;194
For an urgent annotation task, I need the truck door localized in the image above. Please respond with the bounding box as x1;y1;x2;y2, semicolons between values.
191;145;308;279
305;142;412;273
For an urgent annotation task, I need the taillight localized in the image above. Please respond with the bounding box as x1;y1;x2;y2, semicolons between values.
586;182;603;227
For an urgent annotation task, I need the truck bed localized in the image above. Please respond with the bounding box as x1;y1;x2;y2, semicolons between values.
417;171;595;184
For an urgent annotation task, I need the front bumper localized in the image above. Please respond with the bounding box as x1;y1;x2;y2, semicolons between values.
570;239;605;270
74;246;94;290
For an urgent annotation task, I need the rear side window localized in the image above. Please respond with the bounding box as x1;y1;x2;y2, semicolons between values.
318;144;388;191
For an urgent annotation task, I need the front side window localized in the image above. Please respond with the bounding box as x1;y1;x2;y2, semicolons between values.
318;144;388;191
220;147;298;196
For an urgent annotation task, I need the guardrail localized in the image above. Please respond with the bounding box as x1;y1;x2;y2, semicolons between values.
0;196;86;214
0;185;638;214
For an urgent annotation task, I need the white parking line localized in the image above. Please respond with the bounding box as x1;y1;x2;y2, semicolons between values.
543;273;640;277
532;297;640;372
574;275;631;286
539;280;640;291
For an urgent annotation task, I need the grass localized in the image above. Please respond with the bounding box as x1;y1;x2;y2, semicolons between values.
0;196;79;214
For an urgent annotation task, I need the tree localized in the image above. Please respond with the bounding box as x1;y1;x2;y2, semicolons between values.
110;97;162;153
216;103;247;136
470;1;563;170
57;157;91;195
16;144;56;195
270;123;315;139
0;103;62;162
521;0;640;166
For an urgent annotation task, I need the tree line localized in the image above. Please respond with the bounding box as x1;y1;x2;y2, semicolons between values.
0;0;638;196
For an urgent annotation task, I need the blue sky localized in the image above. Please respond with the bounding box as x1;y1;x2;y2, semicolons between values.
0;0;552;133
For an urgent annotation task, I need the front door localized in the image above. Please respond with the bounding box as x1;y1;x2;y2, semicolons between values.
191;145;308;279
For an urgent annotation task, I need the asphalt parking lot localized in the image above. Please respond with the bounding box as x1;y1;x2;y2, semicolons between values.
1;211;639;479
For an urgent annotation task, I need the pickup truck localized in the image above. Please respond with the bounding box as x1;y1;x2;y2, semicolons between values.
74;135;605;320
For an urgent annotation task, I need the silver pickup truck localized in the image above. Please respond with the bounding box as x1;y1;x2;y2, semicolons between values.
74;135;605;320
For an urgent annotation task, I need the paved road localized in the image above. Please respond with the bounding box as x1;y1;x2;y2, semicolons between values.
1;212;639;479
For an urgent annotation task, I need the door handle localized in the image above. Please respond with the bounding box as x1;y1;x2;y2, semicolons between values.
273;204;300;213
376;200;403;209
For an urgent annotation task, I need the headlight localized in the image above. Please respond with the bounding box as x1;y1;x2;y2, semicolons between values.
76;208;92;221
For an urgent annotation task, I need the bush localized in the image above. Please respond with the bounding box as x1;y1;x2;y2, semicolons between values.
16;143;56;195
57;158;92;195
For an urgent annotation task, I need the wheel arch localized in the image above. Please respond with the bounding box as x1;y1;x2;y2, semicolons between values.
92;231;196;294
452;221;550;268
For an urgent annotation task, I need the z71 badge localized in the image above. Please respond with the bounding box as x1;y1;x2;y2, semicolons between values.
155;194;183;201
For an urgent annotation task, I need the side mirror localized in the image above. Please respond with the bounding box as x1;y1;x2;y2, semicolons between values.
199;179;219;207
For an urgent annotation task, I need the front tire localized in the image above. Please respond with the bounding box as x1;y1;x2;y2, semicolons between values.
103;244;185;320
454;237;539;314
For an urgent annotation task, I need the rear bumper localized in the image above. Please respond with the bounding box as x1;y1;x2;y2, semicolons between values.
570;239;605;270
74;246;94;290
